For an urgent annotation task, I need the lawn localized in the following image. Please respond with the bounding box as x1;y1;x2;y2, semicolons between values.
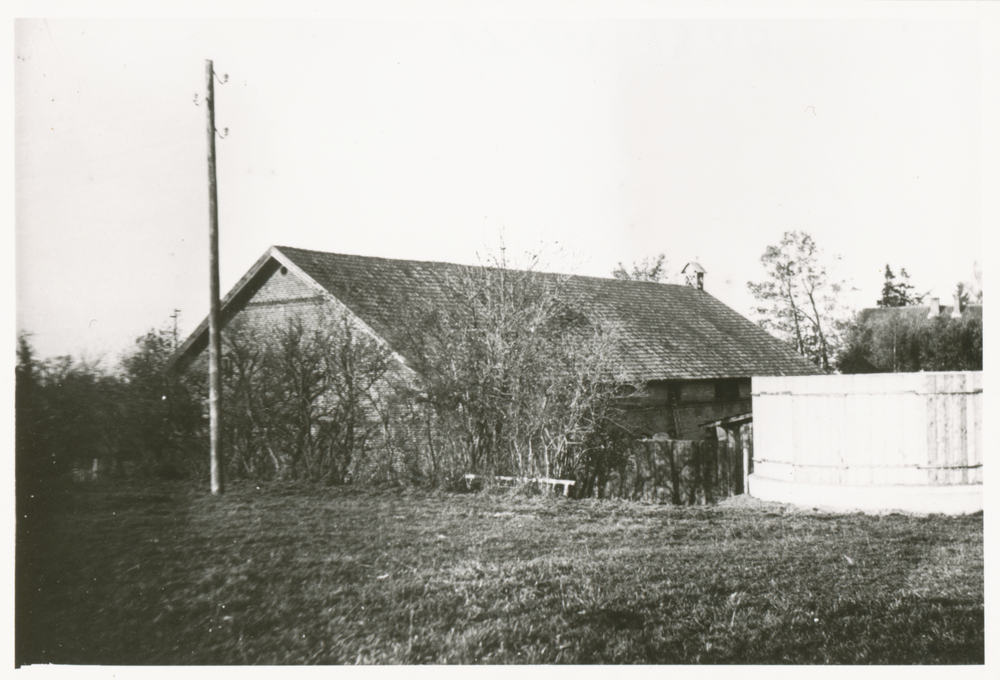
16;480;983;665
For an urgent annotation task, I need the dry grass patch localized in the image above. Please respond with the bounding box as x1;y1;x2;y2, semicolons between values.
16;481;983;665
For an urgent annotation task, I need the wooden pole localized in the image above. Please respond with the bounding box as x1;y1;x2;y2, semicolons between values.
206;59;224;495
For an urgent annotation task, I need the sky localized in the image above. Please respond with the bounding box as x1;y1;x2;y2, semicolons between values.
13;3;997;364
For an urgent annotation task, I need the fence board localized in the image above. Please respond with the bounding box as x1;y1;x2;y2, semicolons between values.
667;442;681;504
754;371;981;490
594;439;739;505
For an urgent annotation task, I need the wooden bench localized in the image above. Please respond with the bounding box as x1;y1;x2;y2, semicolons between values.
463;474;576;496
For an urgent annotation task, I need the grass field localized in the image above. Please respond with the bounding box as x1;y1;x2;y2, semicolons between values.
16;480;983;665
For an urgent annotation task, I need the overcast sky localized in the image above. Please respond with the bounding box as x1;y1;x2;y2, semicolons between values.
14;4;997;363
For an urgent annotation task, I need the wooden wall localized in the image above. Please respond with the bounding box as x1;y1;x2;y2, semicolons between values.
595;440;743;504
752;372;982;487
619;379;752;441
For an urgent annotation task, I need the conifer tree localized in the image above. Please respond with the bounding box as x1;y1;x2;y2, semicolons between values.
876;264;922;308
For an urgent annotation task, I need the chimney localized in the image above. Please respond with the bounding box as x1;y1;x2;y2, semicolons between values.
682;262;706;291
951;292;963;318
927;297;940;318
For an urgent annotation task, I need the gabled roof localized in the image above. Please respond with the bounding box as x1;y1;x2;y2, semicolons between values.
173;245;821;381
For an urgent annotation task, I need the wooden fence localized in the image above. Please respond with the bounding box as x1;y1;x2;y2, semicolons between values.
596;440;742;505
753;372;982;487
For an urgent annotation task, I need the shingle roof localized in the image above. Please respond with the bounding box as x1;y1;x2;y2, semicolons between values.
270;246;820;381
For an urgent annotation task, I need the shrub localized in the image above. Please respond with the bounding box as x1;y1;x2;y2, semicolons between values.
221;310;395;484
836;310;982;373
393;254;633;485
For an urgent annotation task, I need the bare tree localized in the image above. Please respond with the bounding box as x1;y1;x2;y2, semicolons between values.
612;253;671;283
218;251;636;490
222;308;393;484
747;231;848;372
396;251;632;485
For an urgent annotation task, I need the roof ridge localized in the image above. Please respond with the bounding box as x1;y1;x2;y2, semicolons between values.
272;244;693;290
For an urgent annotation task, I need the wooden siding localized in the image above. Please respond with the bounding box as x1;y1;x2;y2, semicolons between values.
595;440;742;504
752;372;982;487
620;379;752;441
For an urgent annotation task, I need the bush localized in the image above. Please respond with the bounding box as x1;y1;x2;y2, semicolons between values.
15;328;209;488
221;309;395;484
16;250;642;495
836;310;982;373
393;255;633;485
212;254;636;491
119;328;209;479
16;339;125;486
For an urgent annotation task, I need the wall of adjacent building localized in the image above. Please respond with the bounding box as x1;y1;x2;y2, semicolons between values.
619;379;752;441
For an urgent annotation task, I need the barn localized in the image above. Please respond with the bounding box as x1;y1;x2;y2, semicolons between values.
172;245;820;443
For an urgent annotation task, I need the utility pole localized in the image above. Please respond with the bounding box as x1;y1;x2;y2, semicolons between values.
205;59;224;495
